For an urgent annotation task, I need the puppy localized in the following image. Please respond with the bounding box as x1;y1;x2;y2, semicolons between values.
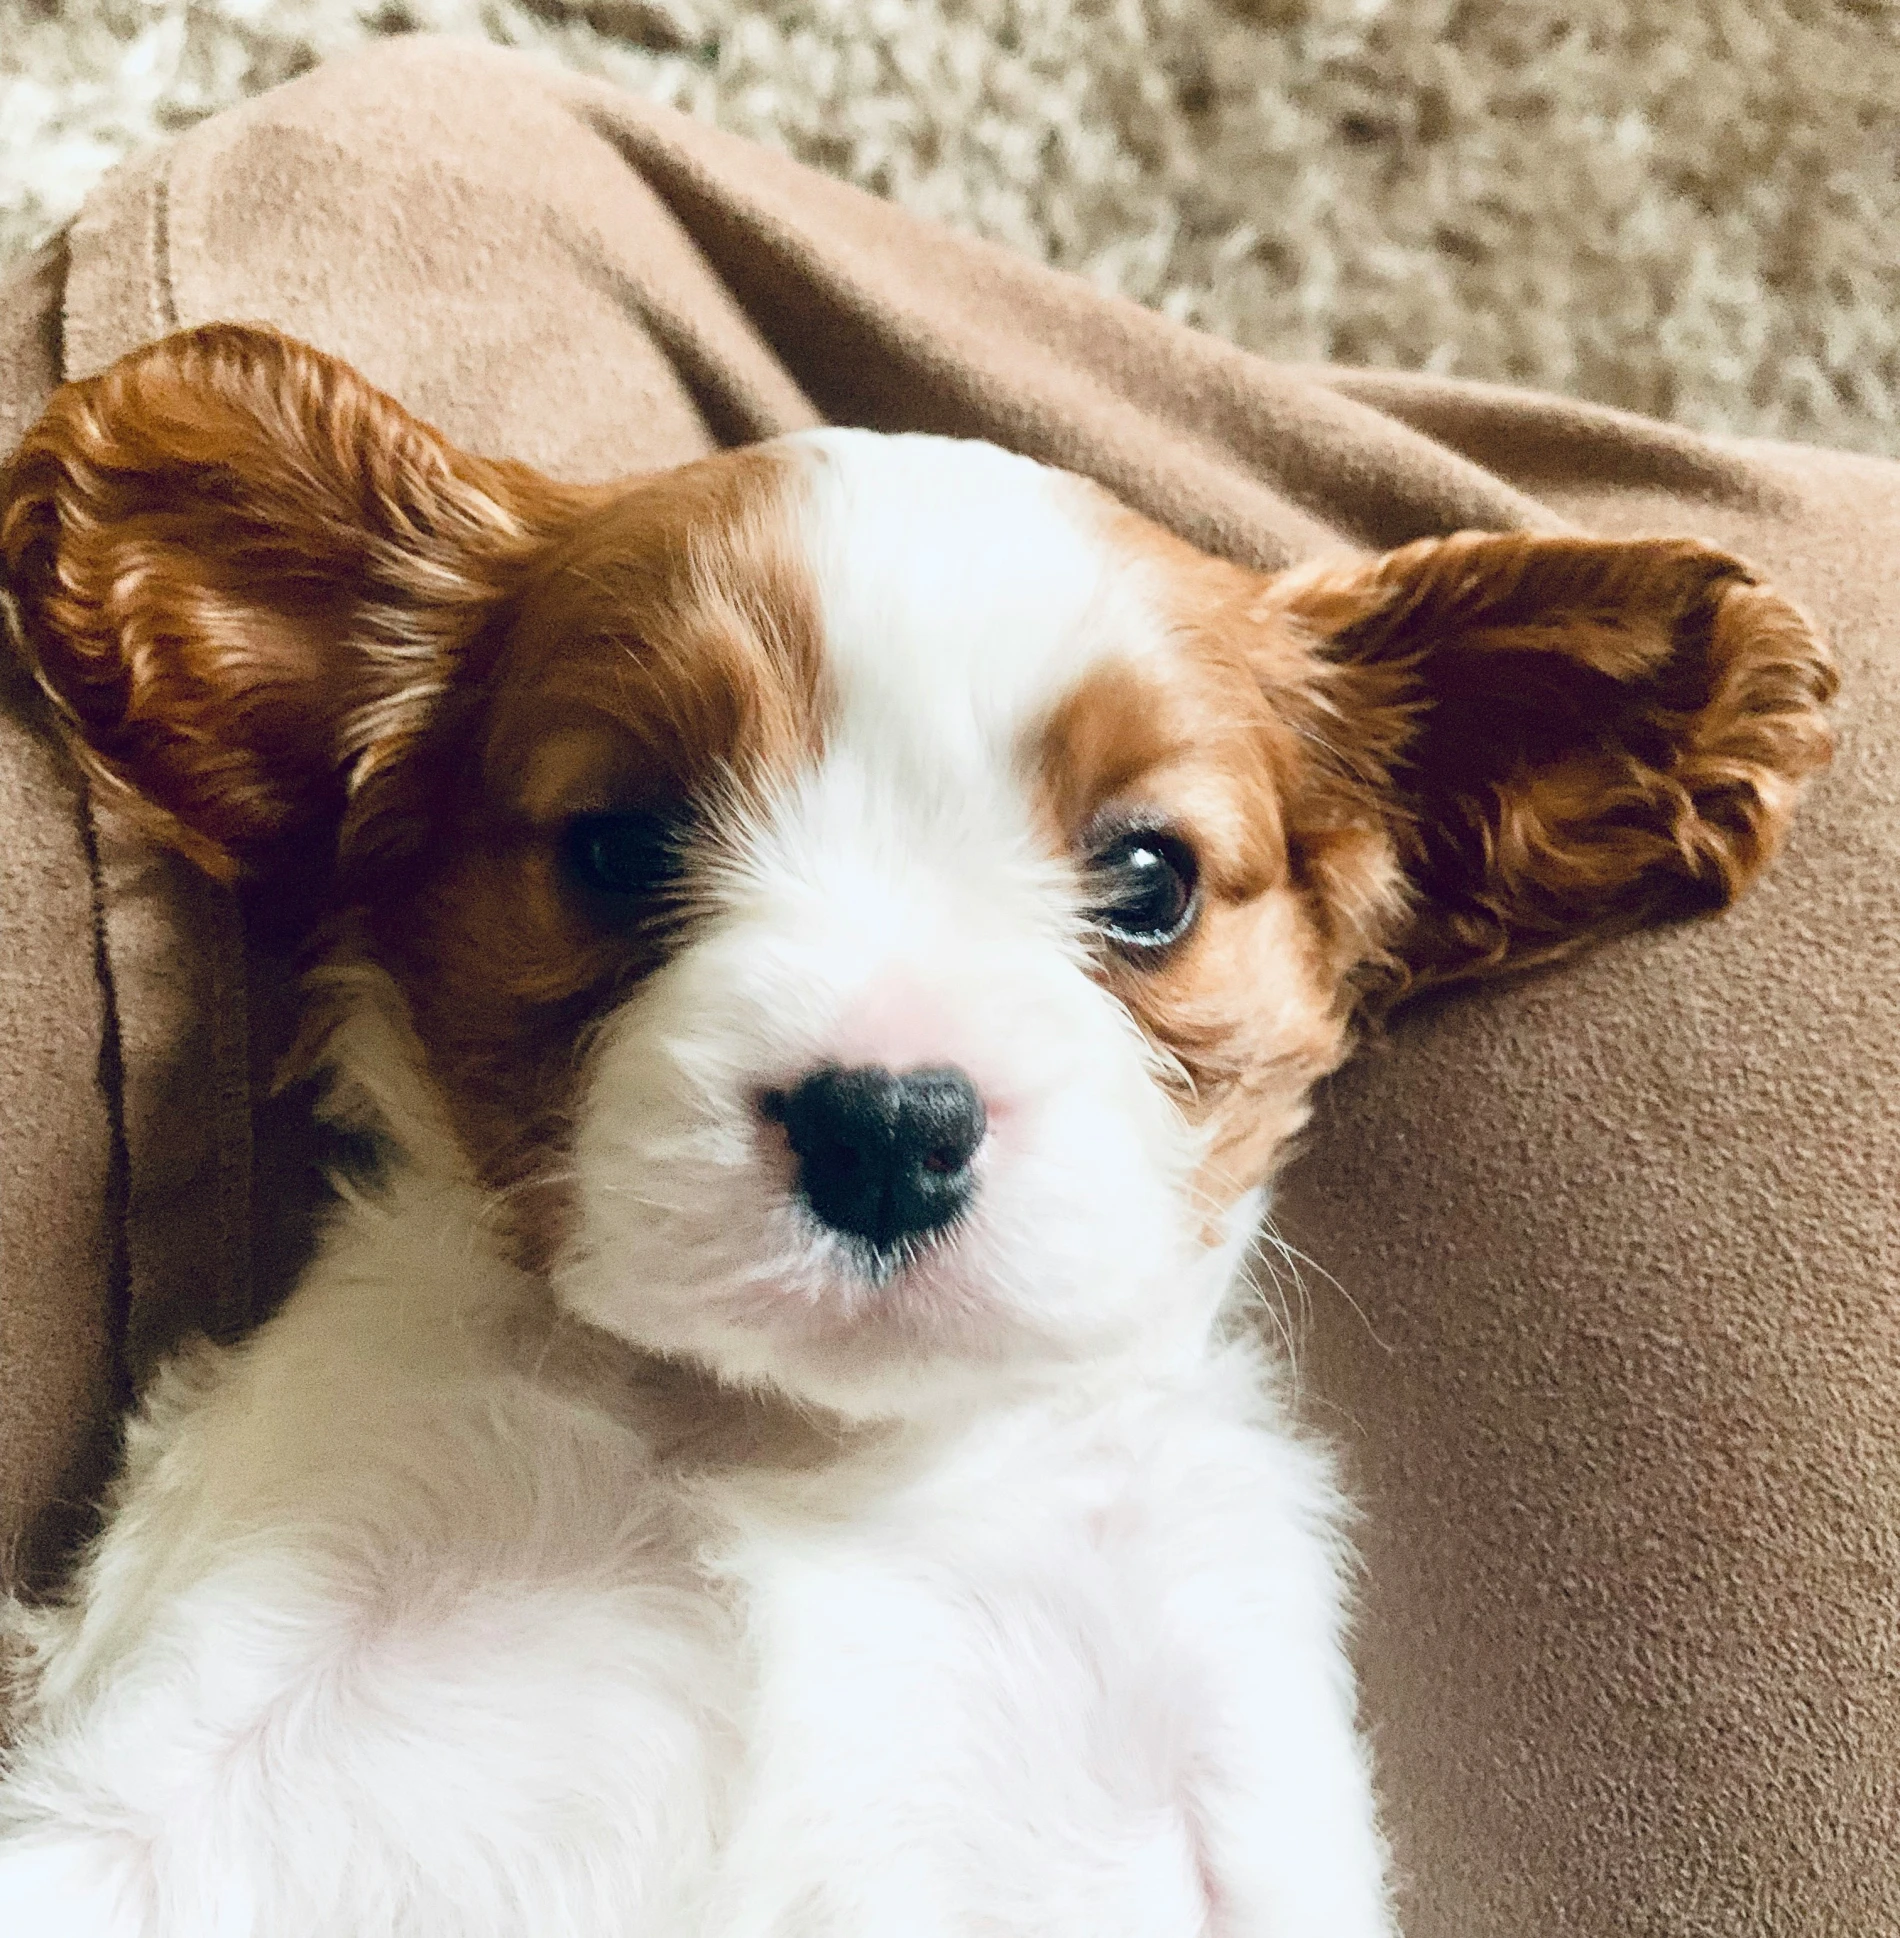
0;326;1834;1937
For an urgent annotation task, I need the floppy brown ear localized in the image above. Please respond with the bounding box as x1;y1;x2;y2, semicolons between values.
0;324;586;881
1271;530;1837;1000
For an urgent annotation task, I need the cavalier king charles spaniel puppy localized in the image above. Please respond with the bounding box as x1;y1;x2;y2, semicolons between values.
0;326;1833;1936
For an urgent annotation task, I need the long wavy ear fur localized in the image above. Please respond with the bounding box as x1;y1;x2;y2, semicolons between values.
0;324;589;882
1269;530;1837;1002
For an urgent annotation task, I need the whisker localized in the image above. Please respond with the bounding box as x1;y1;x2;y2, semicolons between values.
1255;1215;1393;1358
1237;1243;1305;1403
583;1179;699;1219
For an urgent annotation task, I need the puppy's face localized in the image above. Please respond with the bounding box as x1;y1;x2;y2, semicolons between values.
456;433;1360;1405
2;329;1836;1415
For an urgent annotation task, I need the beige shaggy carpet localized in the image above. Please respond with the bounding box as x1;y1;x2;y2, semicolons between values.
3;0;1899;458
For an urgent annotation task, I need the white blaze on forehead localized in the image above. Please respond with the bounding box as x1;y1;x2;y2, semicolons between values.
555;432;1220;1405
780;429;1160;785
677;431;1176;1102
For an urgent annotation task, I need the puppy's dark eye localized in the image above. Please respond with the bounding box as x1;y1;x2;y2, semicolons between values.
560;809;688;901
1085;828;1200;952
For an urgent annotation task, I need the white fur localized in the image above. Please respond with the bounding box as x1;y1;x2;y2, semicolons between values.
0;435;1393;1936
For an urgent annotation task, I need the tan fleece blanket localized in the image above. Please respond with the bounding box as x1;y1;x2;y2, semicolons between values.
1;37;1895;1936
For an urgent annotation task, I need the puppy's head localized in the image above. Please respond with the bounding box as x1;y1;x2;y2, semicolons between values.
1;328;1835;1415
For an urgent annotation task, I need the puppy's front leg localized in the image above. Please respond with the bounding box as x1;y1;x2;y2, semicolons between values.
1149;1418;1396;1938
1192;1642;1396;1938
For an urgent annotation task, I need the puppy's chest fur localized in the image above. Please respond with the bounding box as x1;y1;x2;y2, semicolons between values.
33;1173;1325;1938
703;1381;1302;1937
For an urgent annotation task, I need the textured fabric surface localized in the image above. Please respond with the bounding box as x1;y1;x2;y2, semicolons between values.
4;1;1900;459
0;35;1896;1934
0;238;119;1590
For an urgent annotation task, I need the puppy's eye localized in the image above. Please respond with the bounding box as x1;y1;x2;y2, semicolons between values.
1084;828;1200;952
560;809;687;901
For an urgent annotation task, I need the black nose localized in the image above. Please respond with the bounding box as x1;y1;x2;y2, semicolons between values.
764;1064;986;1254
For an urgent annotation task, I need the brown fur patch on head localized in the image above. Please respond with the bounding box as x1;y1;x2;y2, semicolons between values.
349;448;823;1263
1037;513;1393;1206
1041;504;1835;1210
